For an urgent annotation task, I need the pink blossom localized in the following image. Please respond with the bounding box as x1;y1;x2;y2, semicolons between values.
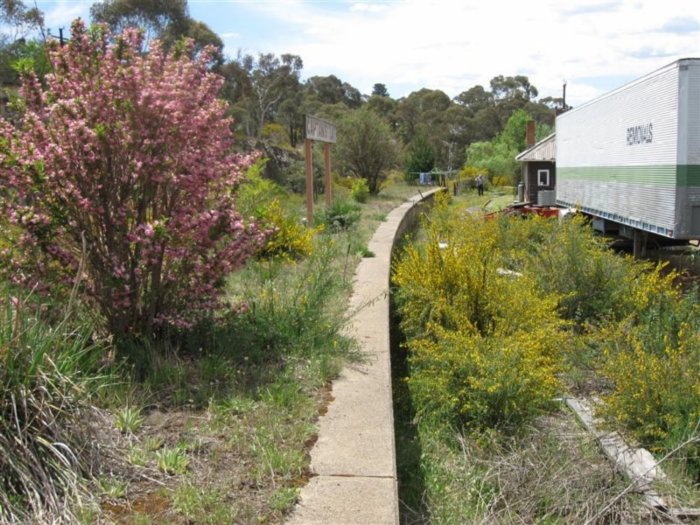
1;19;263;338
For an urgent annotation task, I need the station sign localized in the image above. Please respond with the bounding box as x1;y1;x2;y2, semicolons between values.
305;115;337;144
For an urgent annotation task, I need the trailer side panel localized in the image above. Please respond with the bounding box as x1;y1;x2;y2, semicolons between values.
556;59;700;239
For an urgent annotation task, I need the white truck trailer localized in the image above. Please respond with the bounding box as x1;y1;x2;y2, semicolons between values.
555;58;700;247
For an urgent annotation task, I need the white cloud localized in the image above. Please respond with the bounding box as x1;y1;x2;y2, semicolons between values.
221;32;241;39
350;3;390;13
243;0;699;106
40;1;89;30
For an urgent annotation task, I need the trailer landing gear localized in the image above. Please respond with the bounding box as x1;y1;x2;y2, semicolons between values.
633;229;648;258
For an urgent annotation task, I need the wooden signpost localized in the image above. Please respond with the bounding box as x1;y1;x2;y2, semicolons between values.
304;115;336;225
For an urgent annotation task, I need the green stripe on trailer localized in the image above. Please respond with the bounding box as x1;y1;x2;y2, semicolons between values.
558;165;700;186
677;165;700;186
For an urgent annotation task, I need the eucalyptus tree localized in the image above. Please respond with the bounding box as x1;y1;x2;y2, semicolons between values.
90;0;223;63
372;83;389;97
90;0;190;45
1;0;43;40
245;53;303;138
336;108;399;194
305;74;362;108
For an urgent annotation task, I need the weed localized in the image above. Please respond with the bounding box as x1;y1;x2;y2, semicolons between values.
127;446;149;467
155;446;189;475
269;486;299;512
172;482;232;524
115;406;144;434
393;193;700;521
315;199;361;231
393;203;565;431
142;436;164;452
224;237;353;361
98;477;128;499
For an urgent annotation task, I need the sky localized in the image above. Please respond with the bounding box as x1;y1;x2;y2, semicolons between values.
30;0;700;107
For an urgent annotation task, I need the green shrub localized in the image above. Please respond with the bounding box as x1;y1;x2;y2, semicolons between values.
332;173;355;189
351;178;369;203
522;215;648;326
315;199;361;232
224;238;353;360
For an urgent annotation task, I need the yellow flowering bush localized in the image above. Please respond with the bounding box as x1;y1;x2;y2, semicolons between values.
599;286;700;477
255;199;317;260
407;328;563;431
396;195;700;474
238;160;317;261
491;175;510;187
394;198;566;431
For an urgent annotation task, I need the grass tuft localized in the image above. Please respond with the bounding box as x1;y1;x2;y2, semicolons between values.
0;287;107;523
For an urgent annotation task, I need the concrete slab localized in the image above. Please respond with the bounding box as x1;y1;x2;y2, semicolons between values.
310;356;395;477
285;189;442;525
286;476;398;525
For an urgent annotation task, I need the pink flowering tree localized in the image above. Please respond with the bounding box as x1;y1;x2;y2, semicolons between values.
0;19;263;339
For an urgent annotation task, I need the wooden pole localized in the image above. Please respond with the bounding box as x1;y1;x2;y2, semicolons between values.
324;143;332;207
305;139;314;225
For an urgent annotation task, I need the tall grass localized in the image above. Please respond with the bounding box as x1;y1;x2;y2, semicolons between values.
0;287;106;524
222;236;354;364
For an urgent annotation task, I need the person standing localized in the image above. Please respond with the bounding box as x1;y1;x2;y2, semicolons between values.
476;173;485;196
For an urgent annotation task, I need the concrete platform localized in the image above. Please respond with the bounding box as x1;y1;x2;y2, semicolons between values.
287;189;441;525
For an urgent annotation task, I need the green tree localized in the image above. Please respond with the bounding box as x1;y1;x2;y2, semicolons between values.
236;52;303;137
305;74;362;108
0;0;43;41
404;135;435;182
90;0;189;44
0;0;44;87
336;108;399;194
90;0;222;62
490;74;538;101
395;88;451;143
466;109;535;185
366;93;398;129
372;82;389;97
499;108;530;152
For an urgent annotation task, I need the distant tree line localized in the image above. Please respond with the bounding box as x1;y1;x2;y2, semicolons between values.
0;0;566;191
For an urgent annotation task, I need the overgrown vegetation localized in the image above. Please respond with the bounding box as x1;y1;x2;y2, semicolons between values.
0;288;106;524
394;194;565;432
0;158;416;523
393;194;700;522
0;4;431;519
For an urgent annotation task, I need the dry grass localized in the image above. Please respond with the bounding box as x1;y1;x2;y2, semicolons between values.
398;409;678;525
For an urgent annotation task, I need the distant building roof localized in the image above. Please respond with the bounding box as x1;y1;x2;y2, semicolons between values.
515;133;556;162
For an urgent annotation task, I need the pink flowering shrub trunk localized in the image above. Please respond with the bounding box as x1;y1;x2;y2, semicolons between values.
0;20;262;338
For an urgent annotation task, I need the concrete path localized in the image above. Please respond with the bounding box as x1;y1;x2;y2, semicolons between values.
287;188;441;525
